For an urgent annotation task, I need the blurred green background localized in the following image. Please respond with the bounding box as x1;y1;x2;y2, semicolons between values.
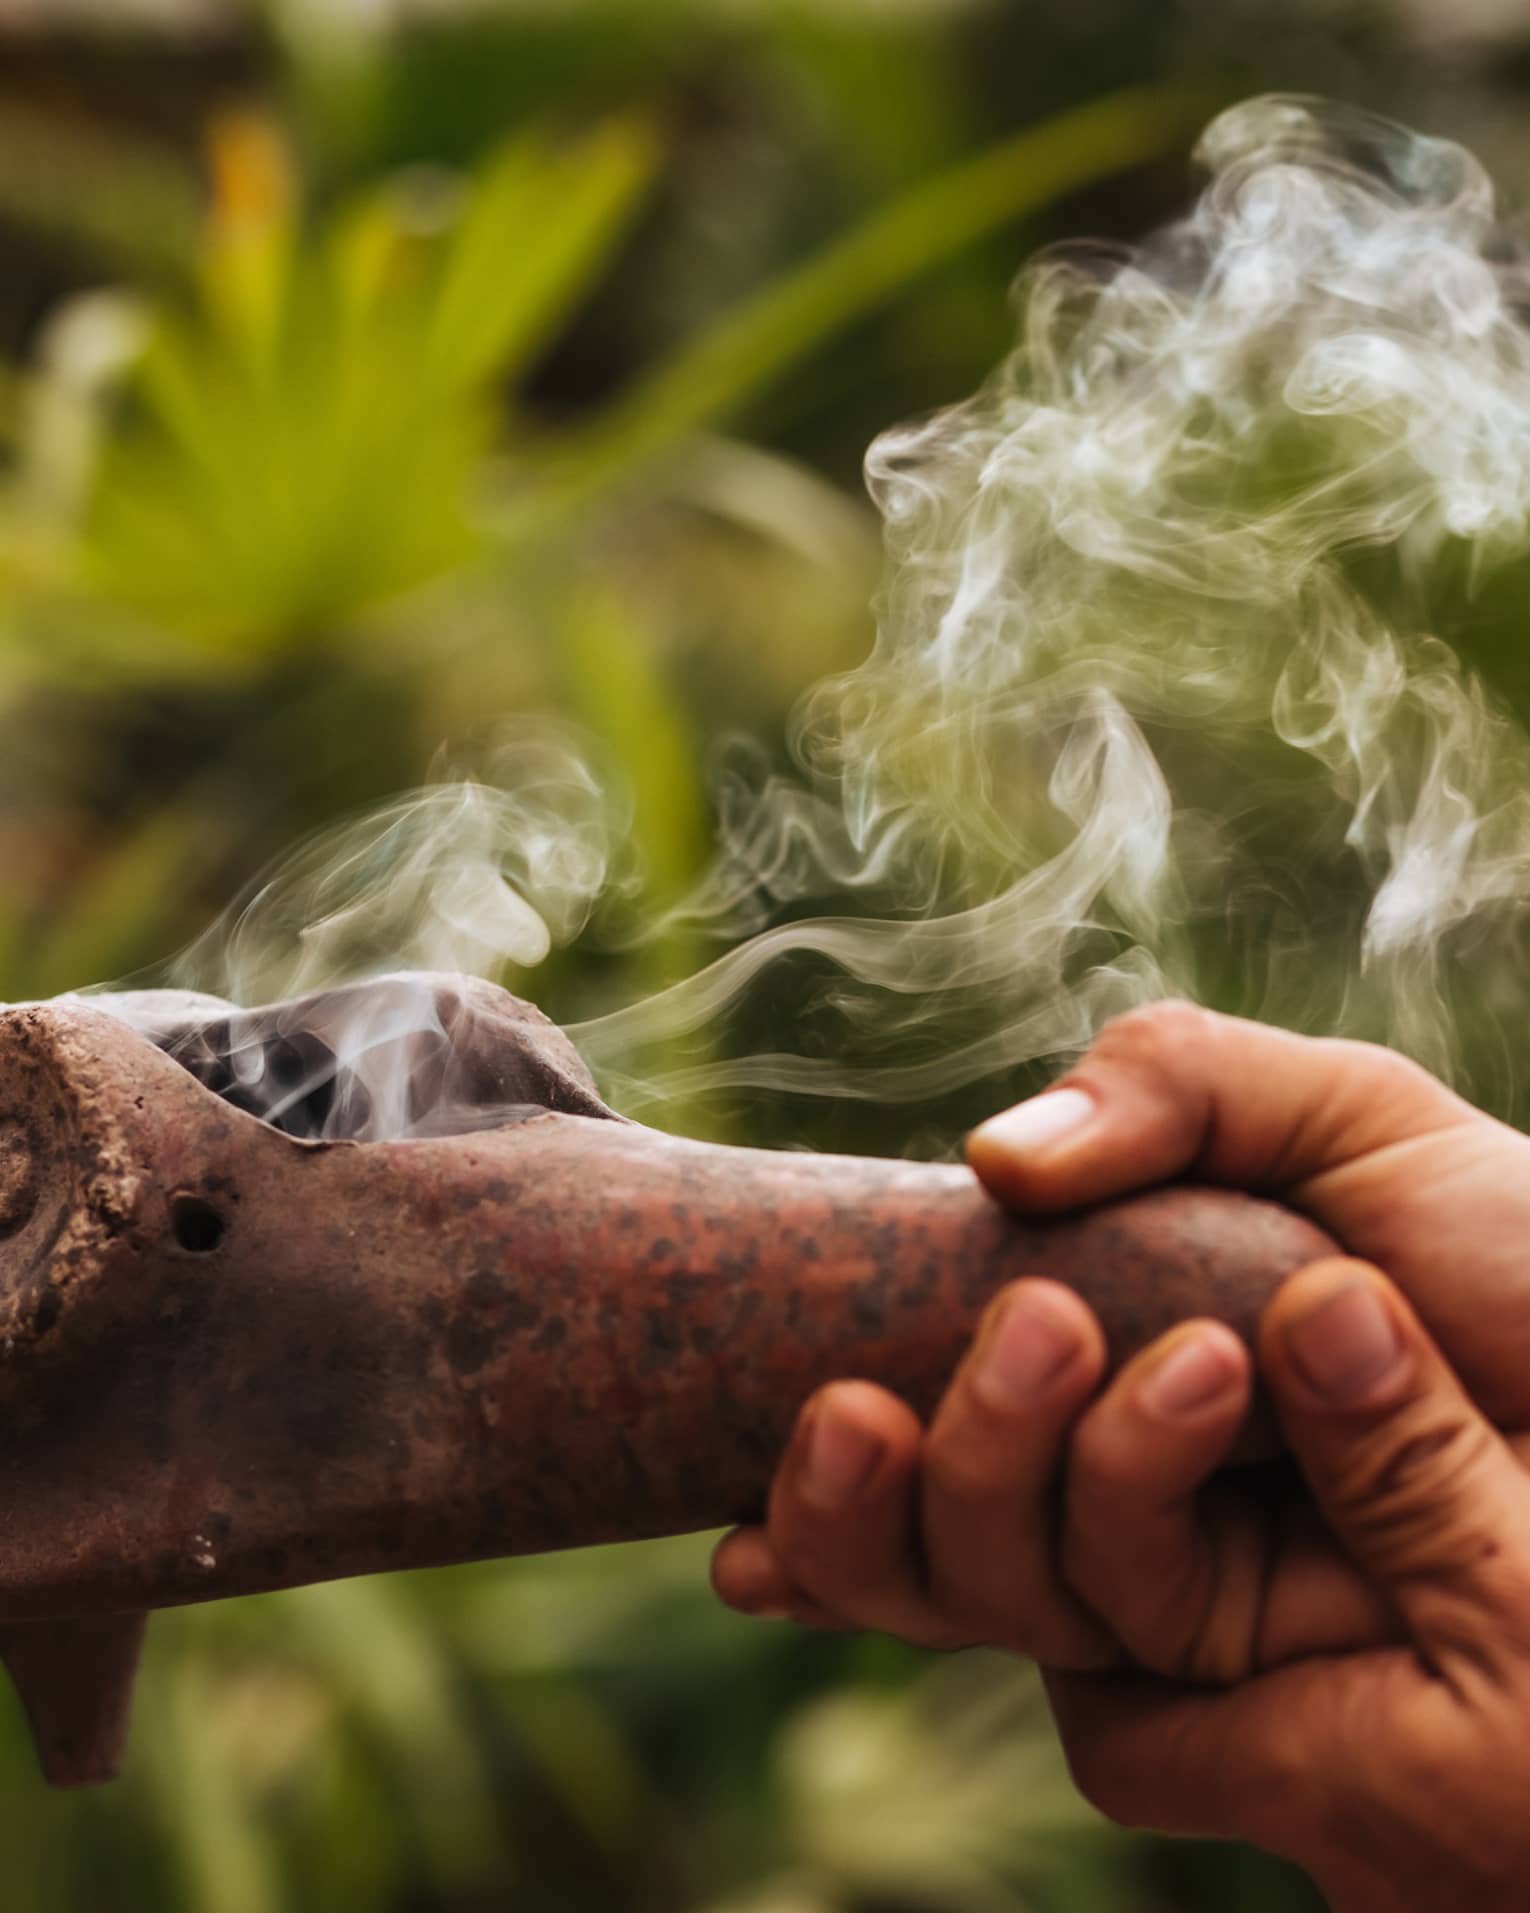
2;1;1529;1906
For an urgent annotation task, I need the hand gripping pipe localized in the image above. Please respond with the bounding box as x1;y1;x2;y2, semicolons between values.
0;977;1333;1786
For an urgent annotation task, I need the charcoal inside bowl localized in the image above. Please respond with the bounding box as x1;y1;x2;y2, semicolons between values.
161;1021;369;1140
101;976;619;1141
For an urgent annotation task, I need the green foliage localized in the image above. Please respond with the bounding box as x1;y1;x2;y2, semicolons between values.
0;6;1416;1909
526;87;1201;527
86;116;660;648
0;107;201;279
0;71;1193;1012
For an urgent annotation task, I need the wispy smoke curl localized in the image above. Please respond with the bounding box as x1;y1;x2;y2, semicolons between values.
129;96;1530;1134
578;93;1530;1110
174;721;618;1006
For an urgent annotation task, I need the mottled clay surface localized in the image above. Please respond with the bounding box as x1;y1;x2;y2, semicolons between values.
0;979;1335;1782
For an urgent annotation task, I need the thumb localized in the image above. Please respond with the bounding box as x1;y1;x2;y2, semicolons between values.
966;1002;1482;1211
1260;1257;1530;1677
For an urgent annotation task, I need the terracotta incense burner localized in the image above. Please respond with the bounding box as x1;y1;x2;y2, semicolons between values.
0;977;1331;1785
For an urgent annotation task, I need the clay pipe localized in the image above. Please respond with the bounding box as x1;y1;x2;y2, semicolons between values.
0;979;1335;1784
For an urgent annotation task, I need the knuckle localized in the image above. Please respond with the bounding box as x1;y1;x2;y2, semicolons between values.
777;1529;857;1597
1056;1536;1118;1642
926;1576;1064;1660
771;1542;840;1605
1093;999;1216;1074
924;1571;1012;1645
1057;1518;1116;1610
1331;1410;1499;1562
1362;1407;1487;1504
925;1452;1004;1509
1056;1530;1209;1681
1373;1422;1476;1501
767;1510;862;1599
925;1418;1022;1501
1069;1415;1137;1500
1316;1035;1435;1098
922;1548;1095;1662
1064;1446;1146;1562
929;1363;1063;1478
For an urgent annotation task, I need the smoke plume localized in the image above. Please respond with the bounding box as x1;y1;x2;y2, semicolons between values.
91;95;1530;1137
575;94;1530;1116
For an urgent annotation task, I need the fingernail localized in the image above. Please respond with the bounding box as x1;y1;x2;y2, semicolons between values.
971;1087;1095;1156
1139;1330;1241;1420
974;1293;1081;1410
803;1408;885;1506
1285;1282;1406;1404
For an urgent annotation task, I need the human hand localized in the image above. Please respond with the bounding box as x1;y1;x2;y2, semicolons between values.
962;1002;1530;1428
709;1260;1403;1674
1046;1255;1530;1913
711;1005;1530;1666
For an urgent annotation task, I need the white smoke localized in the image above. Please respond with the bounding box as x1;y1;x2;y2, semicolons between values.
172;722;618;1007
573;93;1530;1114
102;95;1530;1138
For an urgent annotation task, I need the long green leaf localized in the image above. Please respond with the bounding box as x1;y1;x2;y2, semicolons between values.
428;118;660;391
136;1653;284;1913
525;87;1200;522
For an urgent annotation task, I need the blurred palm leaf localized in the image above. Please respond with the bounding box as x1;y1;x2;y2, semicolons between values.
526;86;1199;525
0;60;1271;1913
82;112;659;651
273;1580;511;1890
135;1652;286;1913
426;118;657;390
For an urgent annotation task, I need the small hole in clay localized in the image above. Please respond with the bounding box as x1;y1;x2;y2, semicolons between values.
171;1196;226;1254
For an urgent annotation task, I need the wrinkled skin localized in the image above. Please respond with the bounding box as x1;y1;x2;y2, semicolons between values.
713;1004;1530;1909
